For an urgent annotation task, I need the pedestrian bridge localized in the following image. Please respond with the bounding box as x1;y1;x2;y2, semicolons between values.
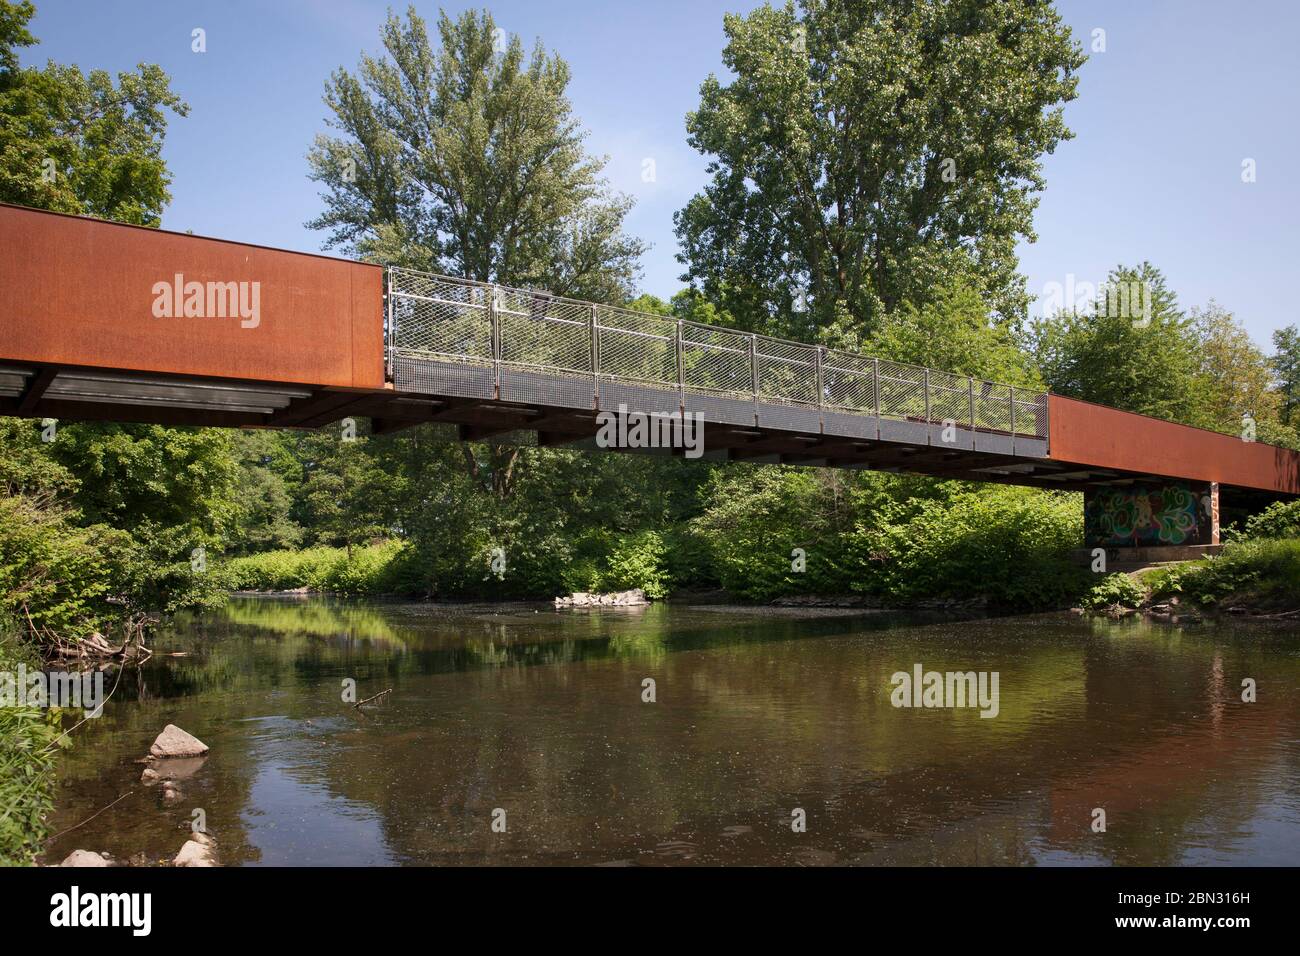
2;202;1297;548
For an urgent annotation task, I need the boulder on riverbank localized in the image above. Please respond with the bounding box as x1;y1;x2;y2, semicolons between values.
59;849;112;867
148;724;209;759
173;833;217;867
554;589;649;608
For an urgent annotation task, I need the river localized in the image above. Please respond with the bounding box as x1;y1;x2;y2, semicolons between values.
40;598;1300;866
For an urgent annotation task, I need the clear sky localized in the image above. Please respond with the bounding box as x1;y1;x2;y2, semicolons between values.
19;0;1300;346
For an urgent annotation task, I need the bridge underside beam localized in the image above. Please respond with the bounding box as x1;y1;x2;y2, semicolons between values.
2;360;1296;506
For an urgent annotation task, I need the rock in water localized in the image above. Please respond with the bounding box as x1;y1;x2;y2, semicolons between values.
140;767;161;785
59;850;111;867
149;724;209;759
555;588;649;608
173;839;216;867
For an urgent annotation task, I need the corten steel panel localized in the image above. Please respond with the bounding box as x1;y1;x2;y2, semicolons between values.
1049;394;1300;494
0;204;384;390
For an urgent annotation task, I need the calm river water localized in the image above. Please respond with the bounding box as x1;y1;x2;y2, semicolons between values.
41;598;1300;866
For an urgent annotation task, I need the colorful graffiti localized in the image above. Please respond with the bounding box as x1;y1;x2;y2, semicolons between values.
1084;483;1208;547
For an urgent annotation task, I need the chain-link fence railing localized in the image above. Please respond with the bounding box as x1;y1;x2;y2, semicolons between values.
385;267;1048;442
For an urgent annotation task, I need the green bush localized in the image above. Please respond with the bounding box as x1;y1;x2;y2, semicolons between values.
224;542;408;596
850;486;1090;610
1241;499;1300;541
692;468;1088;608
1080;572;1146;610
0;494;137;635
694;468;859;601
1148;538;1300;606
0;625;65;865
597;530;672;599
556;529;683;599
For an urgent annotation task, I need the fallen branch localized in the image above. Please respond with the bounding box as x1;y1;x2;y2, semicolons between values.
43;658;126;753
46;789;135;842
355;688;393;708
22;606;153;664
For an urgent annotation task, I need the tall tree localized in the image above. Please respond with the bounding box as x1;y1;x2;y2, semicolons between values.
1191;302;1278;434
1;2;224;618
1272;324;1300;426
308;6;648;498
1031;263;1204;425
674;0;1085;342
296;429;395;558
307;5;645;301
0;0;188;223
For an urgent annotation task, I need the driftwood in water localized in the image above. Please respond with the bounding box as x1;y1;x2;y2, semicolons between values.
355;687;393;708
23;607;154;665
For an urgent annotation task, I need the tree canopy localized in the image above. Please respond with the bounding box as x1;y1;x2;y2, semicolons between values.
1030;263;1203;424
308;5;645;302
674;0;1086;342
0;0;188;224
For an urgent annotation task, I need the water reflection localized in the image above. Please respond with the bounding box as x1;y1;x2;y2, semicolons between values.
42;599;1300;866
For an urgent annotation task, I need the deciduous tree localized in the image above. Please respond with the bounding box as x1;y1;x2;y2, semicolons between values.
675;0;1085;341
0;0;188;223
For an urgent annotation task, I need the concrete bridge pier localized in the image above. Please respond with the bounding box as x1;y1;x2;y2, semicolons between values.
1081;481;1222;571
1084;480;1219;550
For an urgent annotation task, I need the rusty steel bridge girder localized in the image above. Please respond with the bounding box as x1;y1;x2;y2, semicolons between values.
1;202;1298;499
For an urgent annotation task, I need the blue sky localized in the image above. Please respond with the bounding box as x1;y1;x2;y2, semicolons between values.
20;0;1300;346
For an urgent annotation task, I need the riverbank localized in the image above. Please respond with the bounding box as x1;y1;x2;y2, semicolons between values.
0;624;62;866
1078;537;1300;620
225;534;1300;620
222;535;1092;612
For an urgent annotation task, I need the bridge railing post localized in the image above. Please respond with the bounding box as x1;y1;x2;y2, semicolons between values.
1010;385;1016;438
675;319;685;413
589;304;599;407
872;358;880;417
385;268;394;382
923;368;931;427
968;377;975;432
490;284;501;399
814;346;824;412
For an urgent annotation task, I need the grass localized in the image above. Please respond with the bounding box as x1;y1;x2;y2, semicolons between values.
0;623;65;865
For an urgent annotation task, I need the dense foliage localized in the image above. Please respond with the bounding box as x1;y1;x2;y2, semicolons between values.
675;0;1085;340
1240;499;1300;541
0;0;187;222
215;451;1088;611
1147;539;1300;609
0;625;63;865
